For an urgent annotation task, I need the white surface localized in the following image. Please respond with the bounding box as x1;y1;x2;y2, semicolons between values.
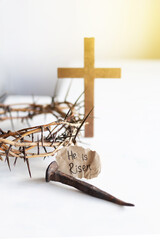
1;60;160;238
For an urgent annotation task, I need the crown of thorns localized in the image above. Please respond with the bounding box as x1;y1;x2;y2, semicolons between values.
0;92;89;177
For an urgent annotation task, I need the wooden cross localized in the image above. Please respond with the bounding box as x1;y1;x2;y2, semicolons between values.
58;38;121;137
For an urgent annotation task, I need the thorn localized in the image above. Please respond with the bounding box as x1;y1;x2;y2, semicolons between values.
43;146;47;153
0;128;5;135
73;107;94;143
32;133;34;142
0;93;7;102
14;157;18;166
7;106;15;131
37;136;40;155
23;147;31;178
41;126;44;146
46;127;52;135
5;145;12;171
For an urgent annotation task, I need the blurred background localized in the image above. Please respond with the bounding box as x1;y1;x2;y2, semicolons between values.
0;0;160;95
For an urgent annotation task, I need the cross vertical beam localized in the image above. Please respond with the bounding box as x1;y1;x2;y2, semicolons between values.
58;38;121;138
84;38;94;137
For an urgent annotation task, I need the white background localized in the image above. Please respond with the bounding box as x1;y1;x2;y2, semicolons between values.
0;0;160;238
0;0;160;95
0;61;160;238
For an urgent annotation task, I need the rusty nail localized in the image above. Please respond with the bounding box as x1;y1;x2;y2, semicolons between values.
46;161;134;207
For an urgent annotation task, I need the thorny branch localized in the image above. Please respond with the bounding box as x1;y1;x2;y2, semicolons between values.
0;118;82;177
0;100;78;122
0;93;86;177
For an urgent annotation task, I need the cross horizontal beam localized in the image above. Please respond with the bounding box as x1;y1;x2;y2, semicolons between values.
58;68;84;78
58;68;121;78
57;38;121;137
94;68;121;78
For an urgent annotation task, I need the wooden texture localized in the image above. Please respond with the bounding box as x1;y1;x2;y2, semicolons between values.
58;38;121;137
